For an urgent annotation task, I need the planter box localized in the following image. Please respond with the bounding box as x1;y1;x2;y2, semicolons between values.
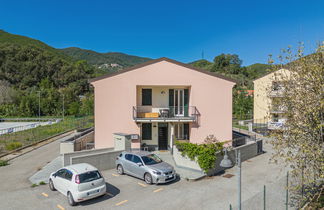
138;112;159;118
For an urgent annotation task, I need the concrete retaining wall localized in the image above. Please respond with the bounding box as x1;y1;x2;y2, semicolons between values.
173;139;262;175
70;150;123;171
63;147;115;166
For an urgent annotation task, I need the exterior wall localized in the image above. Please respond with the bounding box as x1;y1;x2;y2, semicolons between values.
253;69;291;123
92;60;235;149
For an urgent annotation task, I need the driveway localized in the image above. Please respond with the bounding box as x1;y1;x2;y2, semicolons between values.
0;138;290;210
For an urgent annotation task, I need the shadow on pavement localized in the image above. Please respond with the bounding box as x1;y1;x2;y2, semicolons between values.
78;182;120;206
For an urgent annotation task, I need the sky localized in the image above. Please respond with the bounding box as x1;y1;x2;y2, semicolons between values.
1;0;324;65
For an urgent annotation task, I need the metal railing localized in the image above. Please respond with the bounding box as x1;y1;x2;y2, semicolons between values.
133;106;198;121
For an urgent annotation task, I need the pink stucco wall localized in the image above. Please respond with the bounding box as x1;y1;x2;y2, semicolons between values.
91;60;235;149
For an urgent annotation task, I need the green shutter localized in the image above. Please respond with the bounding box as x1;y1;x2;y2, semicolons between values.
184;89;189;117
142;89;152;106
169;89;174;117
142;123;152;140
184;123;190;140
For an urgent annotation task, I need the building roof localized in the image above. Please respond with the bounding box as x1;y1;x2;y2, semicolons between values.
89;57;237;84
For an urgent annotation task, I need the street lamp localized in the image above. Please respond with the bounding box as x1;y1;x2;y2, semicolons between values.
37;91;41;123
220;148;241;210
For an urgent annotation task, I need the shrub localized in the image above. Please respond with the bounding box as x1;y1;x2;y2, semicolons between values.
0;159;9;167
31;184;38;188
5;142;23;151
39;181;46;185
175;139;223;173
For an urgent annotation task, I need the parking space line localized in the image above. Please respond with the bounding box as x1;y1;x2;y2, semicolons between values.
112;173;119;177
57;204;65;210
41;192;48;197
153;188;163;193
138;182;147;187
106;192;114;197
115;200;128;206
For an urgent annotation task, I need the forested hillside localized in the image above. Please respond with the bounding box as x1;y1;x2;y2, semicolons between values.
59;47;151;72
0;30;100;117
191;54;272;119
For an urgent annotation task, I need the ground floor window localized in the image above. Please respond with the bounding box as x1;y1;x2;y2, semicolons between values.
142;123;152;140
175;123;189;140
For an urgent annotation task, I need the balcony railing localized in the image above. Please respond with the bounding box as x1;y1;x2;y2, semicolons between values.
267;119;287;130
133;106;198;122
269;89;285;97
270;105;287;113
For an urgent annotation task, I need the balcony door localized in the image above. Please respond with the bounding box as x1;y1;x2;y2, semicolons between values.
174;89;184;116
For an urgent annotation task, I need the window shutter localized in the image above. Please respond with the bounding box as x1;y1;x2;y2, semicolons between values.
184;89;189;117
142;123;152;140
184;123;190;140
142;89;152;106
169;89;174;117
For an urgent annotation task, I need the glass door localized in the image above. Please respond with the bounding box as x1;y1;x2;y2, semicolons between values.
174;89;184;116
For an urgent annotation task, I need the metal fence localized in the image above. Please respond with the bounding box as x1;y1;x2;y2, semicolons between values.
0;116;94;156
230;171;322;210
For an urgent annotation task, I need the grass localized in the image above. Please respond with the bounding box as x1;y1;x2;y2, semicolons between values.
31;184;38;188
0;116;94;155
232;120;249;130
39;181;46;185
0;159;9;167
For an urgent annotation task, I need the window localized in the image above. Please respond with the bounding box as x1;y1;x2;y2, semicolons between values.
142;89;152;106
56;169;66;178
141;154;162;165
132;155;142;164
142;123;152;140
175;123;189;140
125;154;133;161
65;170;73;181
78;171;102;183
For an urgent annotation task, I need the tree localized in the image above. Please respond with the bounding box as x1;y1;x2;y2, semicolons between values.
269;44;324;206
212;53;242;74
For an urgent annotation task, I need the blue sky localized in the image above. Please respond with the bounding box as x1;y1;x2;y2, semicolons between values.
1;0;324;65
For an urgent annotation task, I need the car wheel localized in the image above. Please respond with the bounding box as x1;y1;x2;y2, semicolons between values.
67;191;76;206
117;165;124;175
49;179;56;191
144;173;153;185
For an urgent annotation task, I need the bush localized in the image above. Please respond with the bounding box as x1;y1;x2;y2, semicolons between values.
39;181;46;185
5;142;23;151
175;139;223;173
0;159;9;167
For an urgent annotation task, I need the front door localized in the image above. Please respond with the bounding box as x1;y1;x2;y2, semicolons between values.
158;123;168;150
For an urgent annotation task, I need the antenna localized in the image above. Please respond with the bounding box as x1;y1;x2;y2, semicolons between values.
201;50;204;60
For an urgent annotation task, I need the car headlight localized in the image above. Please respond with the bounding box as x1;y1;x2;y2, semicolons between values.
152;170;161;175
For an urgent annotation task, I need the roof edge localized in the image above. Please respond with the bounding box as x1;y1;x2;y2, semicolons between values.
89;57;237;84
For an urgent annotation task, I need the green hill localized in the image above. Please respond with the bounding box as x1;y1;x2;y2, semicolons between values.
59;47;151;71
0;30;97;116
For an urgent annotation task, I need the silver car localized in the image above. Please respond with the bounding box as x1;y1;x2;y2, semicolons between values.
115;151;176;184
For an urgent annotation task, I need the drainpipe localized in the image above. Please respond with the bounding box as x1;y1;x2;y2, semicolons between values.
170;123;174;154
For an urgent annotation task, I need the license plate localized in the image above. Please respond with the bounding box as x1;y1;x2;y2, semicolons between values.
87;189;99;196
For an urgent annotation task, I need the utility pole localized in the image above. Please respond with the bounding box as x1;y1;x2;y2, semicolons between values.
62;94;65;121
236;150;242;210
37;91;41;123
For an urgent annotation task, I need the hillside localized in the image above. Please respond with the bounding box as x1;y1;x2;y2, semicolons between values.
59;47;151;71
0;30;97;116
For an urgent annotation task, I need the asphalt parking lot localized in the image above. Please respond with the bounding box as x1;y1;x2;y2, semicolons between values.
31;168;183;210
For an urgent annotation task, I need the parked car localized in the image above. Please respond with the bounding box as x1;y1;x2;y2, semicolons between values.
49;163;106;206
116;151;176;184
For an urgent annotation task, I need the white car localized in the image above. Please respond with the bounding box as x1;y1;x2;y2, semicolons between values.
49;163;106;206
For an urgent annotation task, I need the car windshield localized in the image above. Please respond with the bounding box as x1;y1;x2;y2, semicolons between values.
79;170;102;183
141;154;162;165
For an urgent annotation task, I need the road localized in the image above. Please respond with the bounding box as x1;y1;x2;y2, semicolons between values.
0;138;291;210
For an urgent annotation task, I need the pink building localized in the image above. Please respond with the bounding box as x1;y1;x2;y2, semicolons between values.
90;58;236;150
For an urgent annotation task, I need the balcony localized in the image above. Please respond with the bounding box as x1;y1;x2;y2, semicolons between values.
270;105;287;114
133;106;198;122
269;89;285;97
267;119;287;130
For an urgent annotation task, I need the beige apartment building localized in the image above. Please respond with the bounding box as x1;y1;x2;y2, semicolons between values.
253;69;291;129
